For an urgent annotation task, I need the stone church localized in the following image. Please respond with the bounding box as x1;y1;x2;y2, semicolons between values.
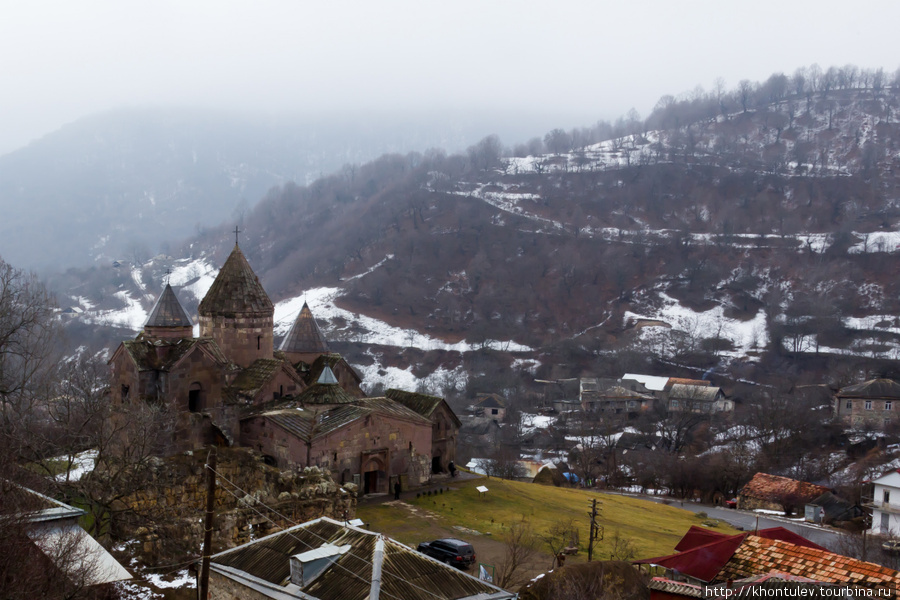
108;243;459;493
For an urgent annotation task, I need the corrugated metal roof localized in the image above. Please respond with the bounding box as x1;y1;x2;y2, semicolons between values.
29;523;132;585
211;517;515;599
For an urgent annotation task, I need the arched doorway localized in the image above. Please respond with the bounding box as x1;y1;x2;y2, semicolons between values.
188;382;203;412
362;455;387;495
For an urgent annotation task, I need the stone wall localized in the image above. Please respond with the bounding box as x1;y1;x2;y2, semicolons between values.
199;314;274;368
209;570;272;600
118;447;356;563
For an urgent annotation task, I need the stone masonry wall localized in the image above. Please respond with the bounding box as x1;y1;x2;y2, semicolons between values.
118;447;356;563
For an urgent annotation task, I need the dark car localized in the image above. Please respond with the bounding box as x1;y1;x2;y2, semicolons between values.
417;538;476;569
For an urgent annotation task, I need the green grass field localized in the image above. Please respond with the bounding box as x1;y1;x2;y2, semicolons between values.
358;477;741;560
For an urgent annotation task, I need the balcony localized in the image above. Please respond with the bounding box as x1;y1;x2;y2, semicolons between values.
865;498;900;516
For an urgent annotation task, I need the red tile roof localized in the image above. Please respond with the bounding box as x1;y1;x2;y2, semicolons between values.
740;473;830;504
638;528;825;583
719;535;900;592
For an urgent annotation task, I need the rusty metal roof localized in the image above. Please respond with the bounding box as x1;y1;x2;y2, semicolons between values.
198;244;273;318
211;517;515;599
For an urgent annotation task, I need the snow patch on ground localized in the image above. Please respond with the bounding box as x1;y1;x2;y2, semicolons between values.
80;291;148;331
54;449;97;482
143;569;195;590
341;254;394;281
520;413;556;434
168;258;218;303
624;292;768;358
274;287;532;352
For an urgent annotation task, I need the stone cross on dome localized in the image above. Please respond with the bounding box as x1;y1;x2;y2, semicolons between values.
234;225;240;245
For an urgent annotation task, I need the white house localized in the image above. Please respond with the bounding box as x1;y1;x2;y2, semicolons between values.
869;470;900;535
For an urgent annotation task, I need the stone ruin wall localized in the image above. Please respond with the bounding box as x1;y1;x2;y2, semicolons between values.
118;447;356;563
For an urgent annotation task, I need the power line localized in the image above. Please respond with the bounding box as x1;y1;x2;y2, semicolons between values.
207;465;462;600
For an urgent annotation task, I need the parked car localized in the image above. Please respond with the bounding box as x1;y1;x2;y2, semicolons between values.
725;498;737;509
882;540;900;554
417;538;476;569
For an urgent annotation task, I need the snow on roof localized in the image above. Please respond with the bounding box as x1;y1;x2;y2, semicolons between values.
623;373;669;391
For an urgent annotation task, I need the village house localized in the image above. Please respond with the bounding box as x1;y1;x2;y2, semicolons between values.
579;374;732;415
579;377;656;416
470;393;508;422
833;378;900;429
207;516;515;600
108;242;459;494
637;525;900;594
665;383;731;413
736;472;830;513
867;469;900;536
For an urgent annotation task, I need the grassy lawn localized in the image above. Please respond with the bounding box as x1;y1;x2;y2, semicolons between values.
358;477;741;561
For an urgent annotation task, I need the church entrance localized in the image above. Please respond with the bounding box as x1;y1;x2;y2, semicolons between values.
432;455;443;474
361;450;388;495
364;470;378;495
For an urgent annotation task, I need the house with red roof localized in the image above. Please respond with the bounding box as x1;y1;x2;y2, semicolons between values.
636;525;899;594
737;472;830;513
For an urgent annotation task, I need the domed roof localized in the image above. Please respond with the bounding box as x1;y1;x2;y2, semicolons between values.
198;244;273;318
144;283;193;328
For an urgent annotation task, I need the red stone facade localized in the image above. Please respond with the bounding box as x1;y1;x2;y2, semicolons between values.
107;243;459;492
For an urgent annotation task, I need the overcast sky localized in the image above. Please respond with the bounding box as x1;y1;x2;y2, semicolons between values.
1;0;897;155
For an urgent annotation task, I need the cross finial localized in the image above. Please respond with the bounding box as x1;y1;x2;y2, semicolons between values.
234;226;241;245
165;268;171;285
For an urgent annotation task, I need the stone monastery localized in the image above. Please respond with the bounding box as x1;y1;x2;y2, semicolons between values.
109;243;459;494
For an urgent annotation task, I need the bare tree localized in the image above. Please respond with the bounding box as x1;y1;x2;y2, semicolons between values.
495;521;538;589
0;257;59;443
541;517;579;569
606;529;637;561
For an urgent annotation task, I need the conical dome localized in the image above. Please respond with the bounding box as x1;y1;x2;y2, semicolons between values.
142;283;193;340
145;283;193;328
280;302;329;354
197;243;274;367
198;244;273;318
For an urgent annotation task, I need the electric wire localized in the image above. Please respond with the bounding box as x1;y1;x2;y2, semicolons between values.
207;464;484;600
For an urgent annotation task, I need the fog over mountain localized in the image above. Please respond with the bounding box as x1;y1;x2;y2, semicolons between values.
0;106;571;270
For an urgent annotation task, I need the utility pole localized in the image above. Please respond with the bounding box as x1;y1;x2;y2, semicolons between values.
587;498;602;562
198;447;217;600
